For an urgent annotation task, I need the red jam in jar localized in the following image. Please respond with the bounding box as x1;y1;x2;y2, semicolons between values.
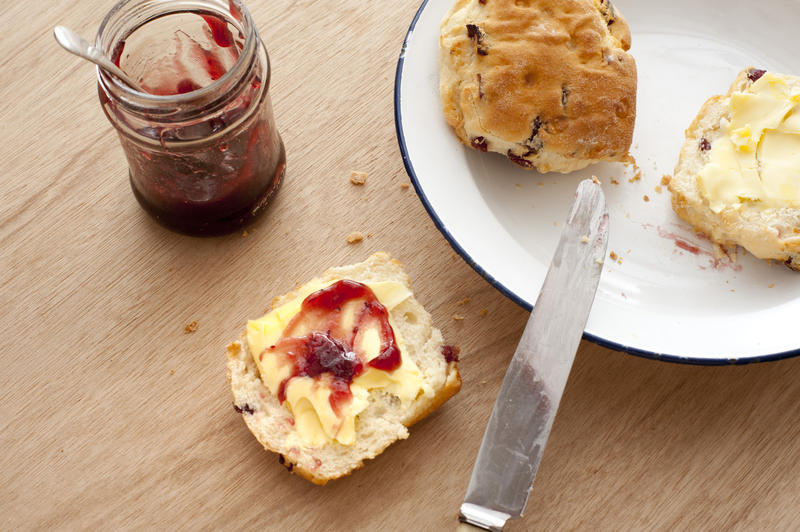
96;0;285;236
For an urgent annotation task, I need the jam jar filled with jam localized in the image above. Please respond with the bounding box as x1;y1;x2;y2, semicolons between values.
96;0;285;236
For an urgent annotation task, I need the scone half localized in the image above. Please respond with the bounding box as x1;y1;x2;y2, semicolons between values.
669;68;800;269
226;252;461;484
439;0;637;173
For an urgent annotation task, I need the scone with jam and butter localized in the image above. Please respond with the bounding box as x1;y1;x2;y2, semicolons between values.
439;0;637;173
226;252;461;484
669;68;800;269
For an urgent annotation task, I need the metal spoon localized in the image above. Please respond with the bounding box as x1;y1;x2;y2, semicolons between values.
53;26;144;92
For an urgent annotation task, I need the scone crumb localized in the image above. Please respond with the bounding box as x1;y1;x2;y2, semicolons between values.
453;314;465;321
643;195;650;202
226;342;241;356
169;369;175;375
515;183;521;188
346;232;364;244
538;182;544;187
580;235;590;243
457;297;471;306
595;258;604;265
242;230;248;237
591;175;601;185
184;321;198;334
400;183;410;190
350;171;367;185
480;308;488;317
654;185;663;193
367;232;373;238
611;178;619;185
661;175;671;186
769;283;775;288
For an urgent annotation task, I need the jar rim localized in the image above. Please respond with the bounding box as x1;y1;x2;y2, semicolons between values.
95;0;260;108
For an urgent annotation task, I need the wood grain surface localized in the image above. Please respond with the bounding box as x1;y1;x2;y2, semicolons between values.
3;1;800;530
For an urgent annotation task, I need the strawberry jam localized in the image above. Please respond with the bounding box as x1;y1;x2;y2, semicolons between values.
96;1;285;236
265;280;402;414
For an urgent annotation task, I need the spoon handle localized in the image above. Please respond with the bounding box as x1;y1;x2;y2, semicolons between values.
53;26;144;92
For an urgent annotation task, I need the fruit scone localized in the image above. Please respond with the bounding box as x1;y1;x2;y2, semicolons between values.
669;68;800;269
440;0;637;173
226;252;461;484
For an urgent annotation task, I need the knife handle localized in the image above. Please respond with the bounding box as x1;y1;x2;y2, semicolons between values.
457;522;490;531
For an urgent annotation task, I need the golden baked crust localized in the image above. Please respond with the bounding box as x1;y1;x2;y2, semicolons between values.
440;0;637;173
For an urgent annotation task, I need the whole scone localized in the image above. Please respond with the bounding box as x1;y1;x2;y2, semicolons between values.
439;0;637;173
226;252;461;484
669;68;800;270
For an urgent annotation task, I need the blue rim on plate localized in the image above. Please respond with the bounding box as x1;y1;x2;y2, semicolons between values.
393;0;800;366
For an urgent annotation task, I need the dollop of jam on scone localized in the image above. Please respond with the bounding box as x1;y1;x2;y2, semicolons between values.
247;279;431;446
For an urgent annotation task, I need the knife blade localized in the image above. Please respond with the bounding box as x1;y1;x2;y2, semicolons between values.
458;178;609;531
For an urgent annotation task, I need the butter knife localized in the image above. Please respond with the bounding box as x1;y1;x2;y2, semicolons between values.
458;178;609;531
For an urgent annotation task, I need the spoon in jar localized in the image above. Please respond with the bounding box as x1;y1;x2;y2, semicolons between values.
53;26;145;92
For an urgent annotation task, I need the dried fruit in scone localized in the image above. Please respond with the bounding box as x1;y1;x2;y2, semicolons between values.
439;0;637;173
669;68;800;270
226;252;461;484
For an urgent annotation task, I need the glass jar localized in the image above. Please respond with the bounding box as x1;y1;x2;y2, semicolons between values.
96;0;285;236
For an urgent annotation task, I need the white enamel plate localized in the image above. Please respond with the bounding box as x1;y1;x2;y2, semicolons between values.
395;0;800;363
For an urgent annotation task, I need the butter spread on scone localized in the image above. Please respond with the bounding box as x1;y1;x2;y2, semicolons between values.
669;68;800;269
246;279;430;447
697;72;800;212
439;0;637;173
226;252;461;484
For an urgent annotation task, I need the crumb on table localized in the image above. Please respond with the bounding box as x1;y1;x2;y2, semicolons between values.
346;232;364;244
654;185;662;193
400;183;410;190
611;178;619;185
643;195;650;202
184;321;198;334
452;314;465;321
457;297;470;306
350;171;367;185
591;175;601;185
480;308;488;317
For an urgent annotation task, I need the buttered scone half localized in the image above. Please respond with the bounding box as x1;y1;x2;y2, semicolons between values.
669;68;800;269
226;252;461;484
439;0;637;173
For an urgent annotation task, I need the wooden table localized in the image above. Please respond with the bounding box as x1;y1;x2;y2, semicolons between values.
3;1;800;530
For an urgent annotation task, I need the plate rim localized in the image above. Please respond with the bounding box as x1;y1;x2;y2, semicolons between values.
393;0;800;366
